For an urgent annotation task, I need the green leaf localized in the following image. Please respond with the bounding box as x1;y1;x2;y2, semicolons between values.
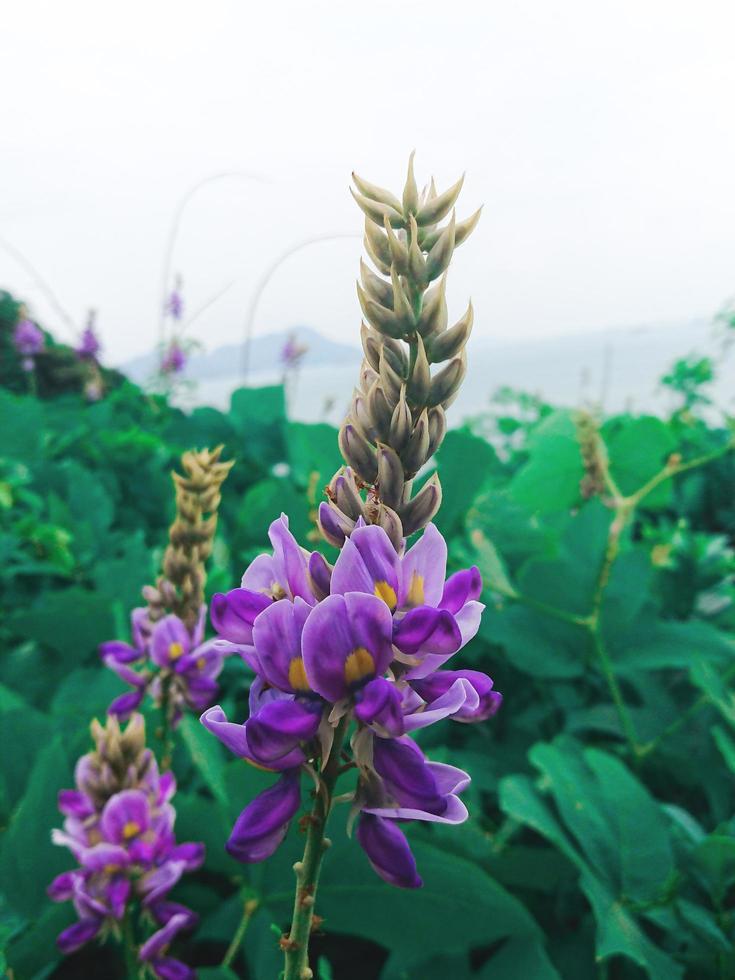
179;714;230;808
603;415;676;508
435;429;497;535
9;587;115;662
287;420;341;487
477;937;560;979
0;737;71;918
508;410;584;514
229;385;286;470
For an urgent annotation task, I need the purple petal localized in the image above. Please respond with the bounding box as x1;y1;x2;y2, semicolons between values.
245;699;322;765
168;842;205;870
411;669;501;723
269;514;316;603
150;902;199;928
330;523;400;609
150;958;194;980
140;860;186;906
57;918;102;954
210;588;272;647
403;677;478;731
364;796;469;825
226;771;301;863
48;871;77;901
58;789;94;819
393;607;461;657
131;606;153;651
439;566;482;614
177;640;226;679
251;597;312;693
140;912;190;961
317;500;353;548
79;842;130;873
200;705;305;771
308;550;332;600
99;640;142;664
241;553;278;592
100;789;150;844
356;813;422;889
301;592;394;702
372;737;446;815
354;678;404;736
427;761;471;796
151;616;191;668
454;599;484;647
399;524;447;608
108;689;145;717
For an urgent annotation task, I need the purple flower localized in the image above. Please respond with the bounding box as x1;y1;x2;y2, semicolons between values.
13;317;44;367
76;314;101;360
50;715;202;964
165;283;184;321
102;607;238;725
161;341;186;376
203;515;500;890
140;912;195;980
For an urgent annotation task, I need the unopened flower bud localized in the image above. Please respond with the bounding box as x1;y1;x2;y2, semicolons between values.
399;473;442;536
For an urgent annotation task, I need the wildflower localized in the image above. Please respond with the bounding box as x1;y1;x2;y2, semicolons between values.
13;316;44;370
165;278;184;321
76;311;101;361
203;514;498;888
161;340;186;375
49;715;202;968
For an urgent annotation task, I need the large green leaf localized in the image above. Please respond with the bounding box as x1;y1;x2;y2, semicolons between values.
9;587;115;662
508;410;585;514
603;415;676;508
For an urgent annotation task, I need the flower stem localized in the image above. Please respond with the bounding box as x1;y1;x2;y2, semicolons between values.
283;716;349;980
222;896;258;969
121;909;139;978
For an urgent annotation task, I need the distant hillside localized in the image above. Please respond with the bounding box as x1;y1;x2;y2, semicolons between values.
122;325;360;382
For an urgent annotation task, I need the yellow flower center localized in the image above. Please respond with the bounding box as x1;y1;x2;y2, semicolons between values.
122;820;140;840
104;863;120;874
168;642;184;660
344;646;375;686
288;657;310;691
196;656;206;670
374;580;397;610
406;571;425;607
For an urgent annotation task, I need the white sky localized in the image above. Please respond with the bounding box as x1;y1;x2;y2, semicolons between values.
2;0;735;365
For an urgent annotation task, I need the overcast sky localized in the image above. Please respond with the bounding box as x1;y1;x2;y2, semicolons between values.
2;0;735;365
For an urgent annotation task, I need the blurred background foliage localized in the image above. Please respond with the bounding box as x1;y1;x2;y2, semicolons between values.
1;293;735;979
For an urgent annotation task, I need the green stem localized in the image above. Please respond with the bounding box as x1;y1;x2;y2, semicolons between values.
283;716;350;980
590;629;641;758
121;909;139;978
222;896;258;969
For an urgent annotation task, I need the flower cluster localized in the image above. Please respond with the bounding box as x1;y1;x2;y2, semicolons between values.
101;604;241;727
13;315;44;371
161;340;187;376
202;513;500;888
49;715;203;977
76;312;101;361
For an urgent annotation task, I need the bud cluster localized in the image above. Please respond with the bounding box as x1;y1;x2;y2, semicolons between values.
575;410;608;500
324;154;481;547
144;446;233;630
77;714;152;810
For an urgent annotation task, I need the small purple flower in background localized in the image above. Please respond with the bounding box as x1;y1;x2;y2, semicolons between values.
76;310;101;361
101;605;241;727
161;340;187;376
13;315;44;371
49;714;202;974
165;277;184;321
202;514;501;887
280;331;308;370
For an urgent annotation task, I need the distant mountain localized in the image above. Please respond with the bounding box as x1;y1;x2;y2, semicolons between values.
121;325;361;383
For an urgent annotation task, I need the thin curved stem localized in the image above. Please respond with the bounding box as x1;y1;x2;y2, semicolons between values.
222;896;258;969
0;235;77;338
283;716;349;980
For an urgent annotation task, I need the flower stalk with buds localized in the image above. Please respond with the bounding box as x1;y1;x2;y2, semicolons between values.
320;153;480;550
203;157;499;980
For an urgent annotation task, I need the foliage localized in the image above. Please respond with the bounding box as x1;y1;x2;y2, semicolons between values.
2;314;735;978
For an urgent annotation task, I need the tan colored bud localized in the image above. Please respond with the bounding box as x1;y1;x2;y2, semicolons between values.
360;322;381;372
416;275;448;337
402;151;419;216
427;353;466;408
425;212;456;282
350;389;375;442
376;444;405;510
333;469;366;521
374;502;404;551
399;473;442;536
357;284;405;340
427;301;473;363
318;500;355;548
378;348;403;406
351;171;403;213
360;258;394;309
390;265;415;326
422;205;482;252
416;174;464;227
381;335;409;377
427;406;447;458
400;408;430;477
364;219;392;276
366;380;393;441
407;334;431;406
350;188;403;229
339;422;378;484
382;217;409;276
389;387;412;451
408;215;426;287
